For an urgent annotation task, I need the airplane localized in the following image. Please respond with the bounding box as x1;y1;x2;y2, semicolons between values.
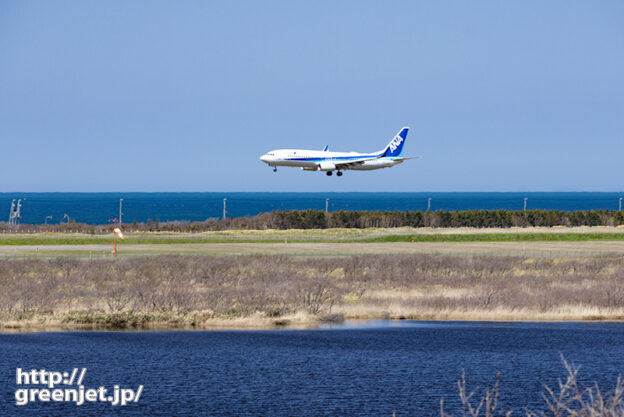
259;127;415;176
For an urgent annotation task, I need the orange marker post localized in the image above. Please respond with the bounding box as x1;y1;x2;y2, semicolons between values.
112;227;124;255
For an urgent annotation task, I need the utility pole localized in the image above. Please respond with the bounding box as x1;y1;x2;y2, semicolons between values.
45;215;52;225
8;200;15;224
523;197;528;211
325;198;329;214
620;197;622;212
427;197;431;212
223;198;227;220
119;199;123;225
8;199;22;225
15;199;21;225
64;214;69;223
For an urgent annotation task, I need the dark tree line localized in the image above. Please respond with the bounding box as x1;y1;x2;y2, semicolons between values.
1;209;624;233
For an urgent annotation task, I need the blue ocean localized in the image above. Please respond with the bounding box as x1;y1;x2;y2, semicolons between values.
1;192;623;225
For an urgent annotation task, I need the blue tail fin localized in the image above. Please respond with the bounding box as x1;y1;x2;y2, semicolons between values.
382;127;409;157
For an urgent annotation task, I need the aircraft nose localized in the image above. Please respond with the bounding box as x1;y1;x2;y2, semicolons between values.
260;154;269;163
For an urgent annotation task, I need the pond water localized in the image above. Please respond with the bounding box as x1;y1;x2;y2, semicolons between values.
2;320;623;416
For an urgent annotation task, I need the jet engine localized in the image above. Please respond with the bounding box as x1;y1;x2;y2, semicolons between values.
318;161;336;171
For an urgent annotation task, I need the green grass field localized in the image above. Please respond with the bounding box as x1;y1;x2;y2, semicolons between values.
2;228;624;259
2;228;624;246
364;232;624;243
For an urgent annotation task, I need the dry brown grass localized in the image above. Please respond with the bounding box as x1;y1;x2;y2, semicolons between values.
441;357;624;416
1;254;624;330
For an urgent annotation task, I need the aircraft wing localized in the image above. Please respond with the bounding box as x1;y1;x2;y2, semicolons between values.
333;157;379;169
332;155;419;169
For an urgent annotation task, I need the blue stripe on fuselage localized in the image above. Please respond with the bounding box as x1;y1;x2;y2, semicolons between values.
285;152;383;162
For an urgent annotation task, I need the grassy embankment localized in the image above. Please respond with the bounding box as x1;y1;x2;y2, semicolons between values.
2;253;624;331
4;227;624;259
2;226;624;245
2;227;623;330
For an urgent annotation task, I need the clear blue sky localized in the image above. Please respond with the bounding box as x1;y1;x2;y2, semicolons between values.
1;1;622;192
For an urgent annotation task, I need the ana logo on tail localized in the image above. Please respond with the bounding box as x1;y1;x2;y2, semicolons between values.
383;127;409;157
389;136;403;152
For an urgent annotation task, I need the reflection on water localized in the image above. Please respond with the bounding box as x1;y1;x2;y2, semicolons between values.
2;321;624;416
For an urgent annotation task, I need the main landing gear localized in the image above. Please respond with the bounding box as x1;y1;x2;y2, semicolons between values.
336;171;343;177
326;171;343;177
326;171;332;176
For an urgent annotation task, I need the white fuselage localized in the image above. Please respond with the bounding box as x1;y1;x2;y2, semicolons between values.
259;149;402;171
259;126;412;174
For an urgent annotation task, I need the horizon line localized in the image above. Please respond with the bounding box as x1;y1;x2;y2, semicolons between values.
1;190;624;194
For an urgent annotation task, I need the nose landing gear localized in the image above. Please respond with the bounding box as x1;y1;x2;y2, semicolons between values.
273;167;277;172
